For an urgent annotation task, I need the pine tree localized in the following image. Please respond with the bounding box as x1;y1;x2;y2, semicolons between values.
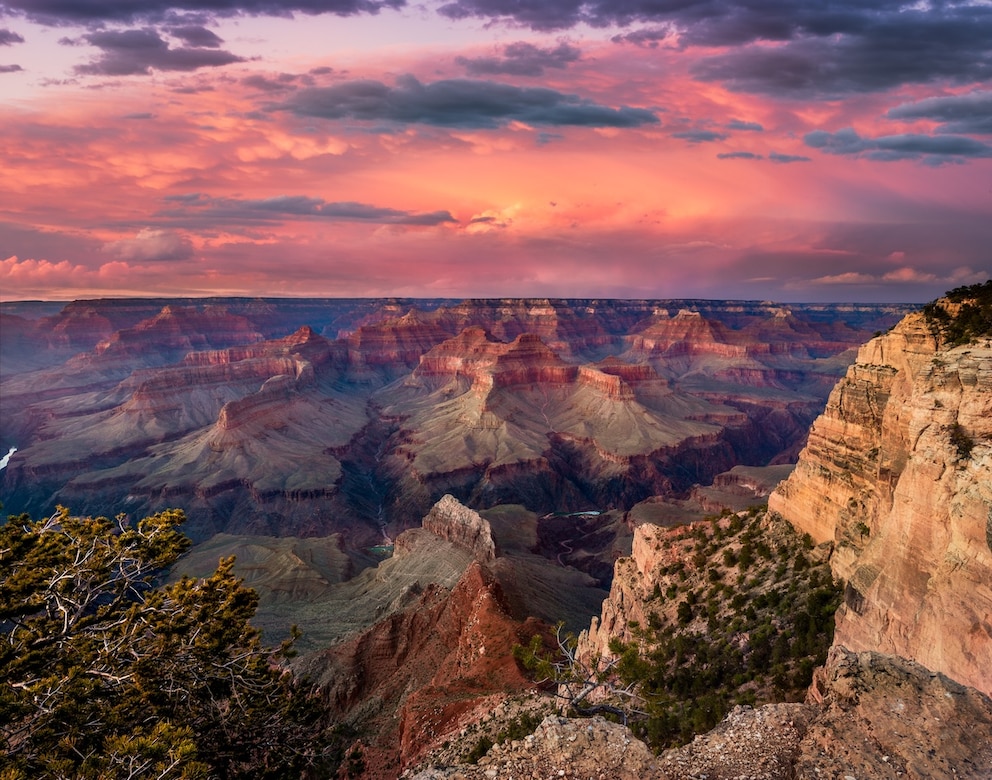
0;507;328;779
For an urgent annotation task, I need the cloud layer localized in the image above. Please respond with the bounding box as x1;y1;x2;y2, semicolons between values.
0;0;989;302
274;75;659;128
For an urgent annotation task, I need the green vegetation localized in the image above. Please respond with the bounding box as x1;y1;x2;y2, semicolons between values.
0;507;331;780
949;422;975;461
922;280;992;346
515;509;841;754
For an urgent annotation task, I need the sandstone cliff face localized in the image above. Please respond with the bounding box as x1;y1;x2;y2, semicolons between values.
770;311;992;696
421;494;498;563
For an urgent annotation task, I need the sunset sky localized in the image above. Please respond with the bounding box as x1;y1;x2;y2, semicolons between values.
1;0;990;302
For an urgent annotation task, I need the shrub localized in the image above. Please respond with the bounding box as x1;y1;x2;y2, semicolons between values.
949;422;975;460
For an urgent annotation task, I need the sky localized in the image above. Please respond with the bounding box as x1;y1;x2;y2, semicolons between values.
1;0;990;303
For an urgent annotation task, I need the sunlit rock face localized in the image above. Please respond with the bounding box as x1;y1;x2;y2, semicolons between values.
421;493;498;563
771;309;992;696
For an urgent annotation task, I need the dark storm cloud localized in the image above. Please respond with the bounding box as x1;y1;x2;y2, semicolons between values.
886;91;992;136
672;130;728;143
0;28;26;45
167;25;223;47
273;75;659;129
805;128;992;165
456;41;581;77
440;0;992;97
3;0;405;26
691;18;992;99
716;151;762;160
158;194;457;226
72;28;243;75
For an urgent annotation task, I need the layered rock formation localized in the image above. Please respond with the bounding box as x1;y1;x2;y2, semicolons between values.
421;494;498;563
293;496;558;777
2;297;910;543
770;308;992;696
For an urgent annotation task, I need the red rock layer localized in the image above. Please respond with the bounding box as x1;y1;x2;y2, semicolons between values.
306;562;538;777
413;327;578;388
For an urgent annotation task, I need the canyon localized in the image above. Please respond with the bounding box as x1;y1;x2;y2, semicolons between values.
4;292;989;778
1;297;907;546
403;287;989;778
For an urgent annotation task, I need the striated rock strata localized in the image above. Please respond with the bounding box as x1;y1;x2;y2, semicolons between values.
2;297;911;539
421;494;498;563
770;309;992;696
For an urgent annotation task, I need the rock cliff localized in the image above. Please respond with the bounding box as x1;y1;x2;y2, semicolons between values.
770;306;992;696
421;494;498;563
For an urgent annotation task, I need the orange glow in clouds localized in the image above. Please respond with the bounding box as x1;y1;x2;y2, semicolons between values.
0;24;989;302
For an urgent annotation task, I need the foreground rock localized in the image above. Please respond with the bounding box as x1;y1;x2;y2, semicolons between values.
405;714;660;780
409;647;992;780
664;647;992;779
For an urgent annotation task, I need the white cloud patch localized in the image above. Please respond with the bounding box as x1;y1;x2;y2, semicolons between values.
104;228;194;262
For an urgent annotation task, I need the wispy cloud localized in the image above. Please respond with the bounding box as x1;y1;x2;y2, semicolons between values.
158;194;458;226
886;91;992;136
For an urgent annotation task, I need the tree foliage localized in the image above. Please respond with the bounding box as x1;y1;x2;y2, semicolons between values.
513;624;644;726
516;510;842;753
922;280;992;345
0;507;328;779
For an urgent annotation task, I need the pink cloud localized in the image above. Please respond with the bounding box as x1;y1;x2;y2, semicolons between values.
882;267;936;283
103;228;195;262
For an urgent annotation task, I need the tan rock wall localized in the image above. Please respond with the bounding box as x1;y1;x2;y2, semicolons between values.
770;312;992;696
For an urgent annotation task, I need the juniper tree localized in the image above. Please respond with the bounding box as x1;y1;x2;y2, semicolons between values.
0;507;328;780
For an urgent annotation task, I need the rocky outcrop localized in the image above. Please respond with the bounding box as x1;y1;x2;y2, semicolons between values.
407;714;660;780
412;647;992;780
346;310;453;376
413;328;577;389
770;309;992;696
421;494;498;563
302;560;538;777
92;304;264;362
659;646;992;780
628;309;747;359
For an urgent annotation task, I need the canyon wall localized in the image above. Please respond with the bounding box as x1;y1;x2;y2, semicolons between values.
770;309;992;696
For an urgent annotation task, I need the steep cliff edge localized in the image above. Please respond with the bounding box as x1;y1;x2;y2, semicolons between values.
770;303;992;696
